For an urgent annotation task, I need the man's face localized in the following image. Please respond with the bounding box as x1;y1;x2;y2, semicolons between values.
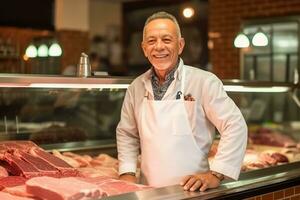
142;19;185;72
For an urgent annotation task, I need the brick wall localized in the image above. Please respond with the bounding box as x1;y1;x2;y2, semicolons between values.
209;0;300;79
245;185;300;200
0;27;89;74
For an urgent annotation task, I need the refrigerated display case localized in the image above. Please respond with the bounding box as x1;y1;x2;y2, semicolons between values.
0;74;300;199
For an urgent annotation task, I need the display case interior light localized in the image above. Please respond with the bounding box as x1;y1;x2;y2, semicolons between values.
252;31;269;47
0;82;290;92
28;83;130;89
234;33;250;48
49;43;62;57
37;44;48;57
223;85;290;93
25;45;38;58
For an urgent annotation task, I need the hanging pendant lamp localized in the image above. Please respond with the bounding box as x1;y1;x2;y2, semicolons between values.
234;33;250;48
252;29;268;47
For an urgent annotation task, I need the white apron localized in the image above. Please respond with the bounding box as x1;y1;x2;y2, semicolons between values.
139;67;209;187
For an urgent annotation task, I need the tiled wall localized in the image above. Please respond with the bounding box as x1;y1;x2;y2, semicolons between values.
245;185;300;200
209;0;300;79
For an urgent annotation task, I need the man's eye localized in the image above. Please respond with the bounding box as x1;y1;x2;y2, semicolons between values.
147;40;155;44
163;39;171;43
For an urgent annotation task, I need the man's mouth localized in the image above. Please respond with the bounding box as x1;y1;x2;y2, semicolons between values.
153;54;168;59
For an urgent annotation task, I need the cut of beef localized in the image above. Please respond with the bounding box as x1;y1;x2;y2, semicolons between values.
0;191;33;200
14;150;60;177
26;176;151;200
0;141;79;178
79;176;152;197
77;166;119;178
0;176;27;189
0;141;37;153
270;152;289;163
3;153;40;178
249;129;296;147
52;150;81;168
30;148;79;176
26;176;100;200
3;185;36;198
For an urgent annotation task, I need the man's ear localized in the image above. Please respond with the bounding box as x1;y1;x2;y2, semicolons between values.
141;41;148;57
178;38;185;55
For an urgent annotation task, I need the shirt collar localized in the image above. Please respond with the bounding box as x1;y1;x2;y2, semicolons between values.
150;61;178;83
143;58;184;83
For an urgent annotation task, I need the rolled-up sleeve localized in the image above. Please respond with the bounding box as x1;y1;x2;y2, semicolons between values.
203;75;248;180
116;86;140;175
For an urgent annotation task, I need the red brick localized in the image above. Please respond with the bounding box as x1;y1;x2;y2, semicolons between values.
262;193;273;200
274;190;284;199
295;186;300;194
291;195;300;200
285;188;295;197
256;196;262;200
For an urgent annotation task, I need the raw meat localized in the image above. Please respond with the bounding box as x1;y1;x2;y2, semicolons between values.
30;148;79;176
270;152;289;163
52;150;81;168
0;141;37;152
3;185;36;198
26;176;100;200
80;177;152;197
0;176;27;191
14;150;60;177
0;141;79;178
77;166;119;178
0;191;33;200
25;176;151;200
0;166;9;177
62;152;91;167
249;128;296;147
3;153;40;178
242;149;289;171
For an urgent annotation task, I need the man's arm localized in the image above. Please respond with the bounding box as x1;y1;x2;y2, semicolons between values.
116;88;140;183
181;74;247;191
203;75;247;180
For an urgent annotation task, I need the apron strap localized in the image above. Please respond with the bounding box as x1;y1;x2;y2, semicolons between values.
180;66;186;100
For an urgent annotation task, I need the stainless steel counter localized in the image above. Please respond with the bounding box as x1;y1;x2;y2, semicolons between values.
103;162;300;200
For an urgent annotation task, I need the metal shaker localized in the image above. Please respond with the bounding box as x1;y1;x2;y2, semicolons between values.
77;52;91;77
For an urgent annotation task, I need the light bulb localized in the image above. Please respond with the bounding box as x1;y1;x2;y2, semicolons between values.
183;7;194;18
25;45;37;58
252;31;268;47
234;33;250;48
37;44;48;57
49;43;62;57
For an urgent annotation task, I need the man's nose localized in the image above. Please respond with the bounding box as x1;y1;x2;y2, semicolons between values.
154;40;164;50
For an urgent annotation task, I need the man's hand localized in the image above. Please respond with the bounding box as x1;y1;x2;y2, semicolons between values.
119;174;137;183
180;171;221;192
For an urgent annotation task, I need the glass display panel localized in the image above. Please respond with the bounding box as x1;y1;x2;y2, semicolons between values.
0;87;126;145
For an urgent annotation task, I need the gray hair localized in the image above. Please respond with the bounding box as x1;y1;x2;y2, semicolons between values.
143;11;182;38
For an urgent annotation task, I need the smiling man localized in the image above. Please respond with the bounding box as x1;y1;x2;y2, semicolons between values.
116;11;247;192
